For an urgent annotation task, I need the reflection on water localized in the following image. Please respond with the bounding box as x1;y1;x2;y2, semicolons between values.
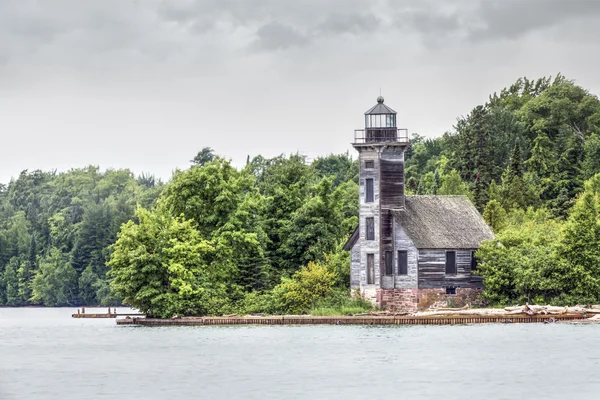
1;308;599;400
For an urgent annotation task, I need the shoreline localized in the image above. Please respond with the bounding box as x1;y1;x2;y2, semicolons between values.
116;313;595;326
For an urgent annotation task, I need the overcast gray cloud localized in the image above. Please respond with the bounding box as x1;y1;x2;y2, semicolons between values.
1;0;600;183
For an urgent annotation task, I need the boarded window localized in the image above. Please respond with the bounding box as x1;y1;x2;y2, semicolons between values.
367;254;375;284
366;217;375;240
446;251;457;275
385;251;393;275
471;251;478;271
365;160;375;169
397;250;408;275
446;287;456;295
366;179;374;203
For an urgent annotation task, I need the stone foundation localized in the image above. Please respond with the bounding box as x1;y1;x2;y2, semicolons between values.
375;288;483;312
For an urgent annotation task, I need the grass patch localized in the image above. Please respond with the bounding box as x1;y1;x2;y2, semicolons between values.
311;305;372;316
309;289;373;316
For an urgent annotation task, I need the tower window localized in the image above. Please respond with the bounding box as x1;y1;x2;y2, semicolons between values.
366;217;375;240
367;254;375;284
385;251;393;275
397;250;408;275
366;179;374;203
445;251;457;275
365;160;374;169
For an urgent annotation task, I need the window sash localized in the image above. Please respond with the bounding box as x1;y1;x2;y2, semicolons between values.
397;250;408;275
366;217;375;240
471;251;478;271
445;251;457;275
365;179;374;203
385;251;393;275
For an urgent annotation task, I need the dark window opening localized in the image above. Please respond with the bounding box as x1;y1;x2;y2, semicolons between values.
365;160;375;169
397;250;408;275
445;251;457;275
366;217;375;240
471;251;478;271
366;179;374;203
446;287;457;295
385;251;393;275
367;254;375;284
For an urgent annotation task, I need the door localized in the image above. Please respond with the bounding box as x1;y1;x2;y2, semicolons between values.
367;254;375;284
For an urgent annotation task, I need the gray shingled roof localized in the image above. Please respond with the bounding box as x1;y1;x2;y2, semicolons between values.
391;195;494;249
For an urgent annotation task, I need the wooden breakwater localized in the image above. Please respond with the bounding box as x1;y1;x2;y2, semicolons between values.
116;314;590;327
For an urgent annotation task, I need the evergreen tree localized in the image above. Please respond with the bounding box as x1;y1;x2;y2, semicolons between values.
582;134;600;179
5;258;23;306
430;169;440;195
483;200;507;233
488;180;502;204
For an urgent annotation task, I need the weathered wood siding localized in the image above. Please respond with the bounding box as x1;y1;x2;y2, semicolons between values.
394;222;418;289
350;243;361;288
379;149;405;289
356;148;380;293
380;159;404;209
381;211;394;289
354;146;406;295
417;249;483;289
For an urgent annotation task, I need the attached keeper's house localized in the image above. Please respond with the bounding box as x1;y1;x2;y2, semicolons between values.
344;97;494;311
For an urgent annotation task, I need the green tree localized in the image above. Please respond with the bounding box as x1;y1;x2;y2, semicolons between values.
31;248;78;306
3;258;21;306
279;177;344;272
483;200;507;233
271;260;336;314
582;134;600;179
190;147;215;167
554;190;600;303
108;205;228;317
438;169;470;196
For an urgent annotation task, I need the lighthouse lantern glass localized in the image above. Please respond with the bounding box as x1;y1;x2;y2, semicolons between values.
365;114;396;128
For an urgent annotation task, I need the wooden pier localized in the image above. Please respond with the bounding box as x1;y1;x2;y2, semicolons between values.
116;313;590;326
72;313;146;319
71;307;145;319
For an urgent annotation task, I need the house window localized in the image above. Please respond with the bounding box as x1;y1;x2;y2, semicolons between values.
367;254;375;284
445;251;457;275
366;217;375;240
366;179;374;203
365;160;375;169
385;251;393;275
446;287;457;295
397;250;408;275
471;251;478;271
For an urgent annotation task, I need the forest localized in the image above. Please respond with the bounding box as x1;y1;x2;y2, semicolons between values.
1;74;600;315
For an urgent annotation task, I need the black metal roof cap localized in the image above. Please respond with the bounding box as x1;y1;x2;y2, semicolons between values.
364;96;397;115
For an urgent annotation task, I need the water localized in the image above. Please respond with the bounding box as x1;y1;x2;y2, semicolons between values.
1;308;599;400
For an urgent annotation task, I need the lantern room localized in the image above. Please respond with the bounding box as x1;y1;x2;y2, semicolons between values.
353;96;408;145
365;96;397;129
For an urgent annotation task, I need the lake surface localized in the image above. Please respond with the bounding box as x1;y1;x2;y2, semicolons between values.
1;308;599;400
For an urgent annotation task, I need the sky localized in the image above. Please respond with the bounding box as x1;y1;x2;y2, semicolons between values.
2;0;600;184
